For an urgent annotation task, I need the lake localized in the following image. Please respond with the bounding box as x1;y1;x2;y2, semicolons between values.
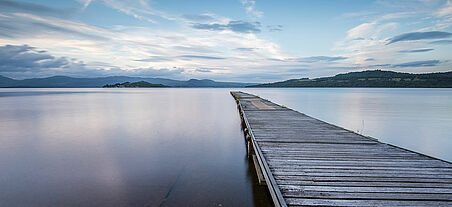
0;88;271;207
1;88;451;206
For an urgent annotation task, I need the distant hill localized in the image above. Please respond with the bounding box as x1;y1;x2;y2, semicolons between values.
248;70;452;88
103;81;166;88
0;75;16;85
0;75;253;88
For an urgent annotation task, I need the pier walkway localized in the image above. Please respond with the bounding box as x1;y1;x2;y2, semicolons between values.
231;91;452;207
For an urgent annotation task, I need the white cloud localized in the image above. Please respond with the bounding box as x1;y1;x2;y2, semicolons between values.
428;0;452;30
437;0;452;16
3;0;451;81
76;0;92;10
347;22;378;39
74;0;178;23
241;0;263;18
0;7;297;81
336;19;405;66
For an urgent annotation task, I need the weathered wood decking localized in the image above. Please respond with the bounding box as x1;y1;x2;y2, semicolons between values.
231;91;452;207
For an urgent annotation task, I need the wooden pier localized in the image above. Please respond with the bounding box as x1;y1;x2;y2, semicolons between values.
231;91;452;207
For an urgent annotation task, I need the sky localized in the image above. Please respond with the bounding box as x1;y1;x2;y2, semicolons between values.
0;0;451;82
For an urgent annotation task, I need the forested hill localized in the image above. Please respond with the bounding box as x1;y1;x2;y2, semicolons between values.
248;70;452;88
102;81;166;88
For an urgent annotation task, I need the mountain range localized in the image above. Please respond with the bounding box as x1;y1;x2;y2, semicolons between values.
0;75;253;88
2;70;452;88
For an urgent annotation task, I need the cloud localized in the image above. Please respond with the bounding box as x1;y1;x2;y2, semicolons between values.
398;48;434;53
179;55;225;60
235;47;255;51
347;22;377;39
0;45;73;72
107;67;185;77
0;12;111;41
194;67;228;73
266;58;286;62
335;8;451;68
192;20;261;33
137;54;227;61
227;21;260;33
181;14;215;22
369;64;391;67
267;25;283;32
134;56;171;62
75;0;92;10
241;0;263;18
286;68;310;72
437;0;452;17
0;8;289;81
335;19;401;66
191;23;225;31
429;39;452;44
0;44;187;79
392;60;441;67
386;31;452;45
346;21;398;40
93;0;178;23
366;60;443;69
195;68;211;73
0;0;73;17
0;0;329;81
297;56;347;63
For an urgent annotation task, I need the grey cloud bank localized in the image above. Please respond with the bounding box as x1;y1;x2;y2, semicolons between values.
0;0;73;18
192;20;261;33
429;40;452;45
181;14;215;22
297;56;348;63
387;31;452;45
398;48;434;53
0;45;74;72
179;55;226;60
0;44;185;79
392;60;441;68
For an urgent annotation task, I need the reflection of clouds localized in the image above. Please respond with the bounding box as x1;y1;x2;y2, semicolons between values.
333;91;367;134
23;91;129;201
0;88;270;206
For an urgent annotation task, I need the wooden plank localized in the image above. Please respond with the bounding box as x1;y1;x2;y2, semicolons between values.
285;198;452;206
282;191;452;200
274;175;452;183
250;100;276;110
275;180;452;188
265;156;437;162
271;168;452;175
271;171;452;179
230;91;452;207
270;165;452;171
279;185;452;194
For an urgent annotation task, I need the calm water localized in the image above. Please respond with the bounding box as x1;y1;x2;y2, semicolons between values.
0;88;272;207
244;88;452;161
1;88;451;207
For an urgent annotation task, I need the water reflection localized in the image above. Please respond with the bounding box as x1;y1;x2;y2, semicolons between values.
0;88;271;207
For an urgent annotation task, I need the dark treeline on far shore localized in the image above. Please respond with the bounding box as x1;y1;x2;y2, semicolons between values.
248;70;452;88
102;81;166;88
